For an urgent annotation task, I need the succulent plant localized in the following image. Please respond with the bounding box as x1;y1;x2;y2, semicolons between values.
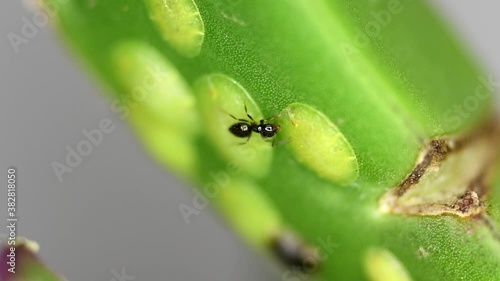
23;0;500;280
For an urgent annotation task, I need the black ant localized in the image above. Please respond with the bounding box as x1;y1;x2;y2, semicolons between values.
228;104;280;144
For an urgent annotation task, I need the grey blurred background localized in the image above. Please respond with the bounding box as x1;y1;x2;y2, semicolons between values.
0;1;498;281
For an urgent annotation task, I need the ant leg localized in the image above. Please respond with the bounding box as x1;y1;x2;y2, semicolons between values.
263;107;288;123
262;114;282;124
264;138;279;147
271;137;291;147
238;134;252;145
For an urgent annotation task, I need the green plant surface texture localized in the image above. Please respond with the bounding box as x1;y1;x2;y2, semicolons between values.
45;0;499;280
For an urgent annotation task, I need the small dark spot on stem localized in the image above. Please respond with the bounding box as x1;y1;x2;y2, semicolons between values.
270;231;321;273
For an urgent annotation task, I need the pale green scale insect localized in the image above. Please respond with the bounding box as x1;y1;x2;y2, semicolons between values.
195;74;273;178
216;179;282;248
143;0;205;57
278;103;359;185
110;41;199;177
364;248;413;281
111;40;199;135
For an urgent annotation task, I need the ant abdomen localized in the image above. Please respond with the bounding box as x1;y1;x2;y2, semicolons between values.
229;123;252;138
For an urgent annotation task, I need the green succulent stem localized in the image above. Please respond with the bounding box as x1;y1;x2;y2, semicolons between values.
42;0;499;280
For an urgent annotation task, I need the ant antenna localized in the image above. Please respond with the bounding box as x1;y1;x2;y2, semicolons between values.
228;114;248;122
244;103;254;121
220;108;249;122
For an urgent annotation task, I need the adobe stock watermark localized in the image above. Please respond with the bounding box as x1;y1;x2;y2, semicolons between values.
110;267;135;281
8;0;70;54
443;74;499;130
281;236;338;281
51;63;169;182
339;0;409;59
178;145;260;224
51;119;116;182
